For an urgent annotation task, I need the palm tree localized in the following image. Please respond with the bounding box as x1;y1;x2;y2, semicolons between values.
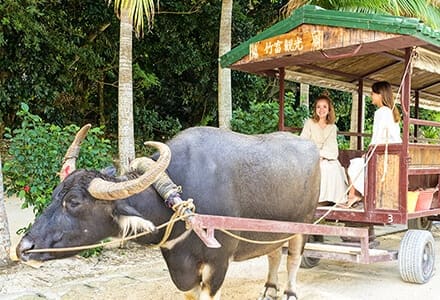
283;0;440;29
107;0;156;174
218;0;233;129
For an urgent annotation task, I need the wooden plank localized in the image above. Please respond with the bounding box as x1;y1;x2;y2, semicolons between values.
409;144;440;165
408;145;440;189
249;28;323;60
375;154;400;209
408;166;440;175
248;24;400;63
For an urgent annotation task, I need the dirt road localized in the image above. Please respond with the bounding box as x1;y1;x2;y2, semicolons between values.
1;198;440;300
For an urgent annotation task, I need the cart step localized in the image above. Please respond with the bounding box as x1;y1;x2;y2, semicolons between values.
304;242;393;257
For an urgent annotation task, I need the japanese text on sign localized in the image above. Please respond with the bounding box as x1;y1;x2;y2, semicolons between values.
249;31;323;60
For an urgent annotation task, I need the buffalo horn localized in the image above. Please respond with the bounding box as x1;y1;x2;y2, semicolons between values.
87;141;171;200
59;124;92;181
130;157;179;200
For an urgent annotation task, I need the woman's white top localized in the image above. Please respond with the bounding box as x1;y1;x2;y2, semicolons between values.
348;106;402;196
370;106;402;145
300;119;338;160
300;119;348;203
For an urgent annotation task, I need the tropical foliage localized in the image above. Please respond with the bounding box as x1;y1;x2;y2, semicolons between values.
1;0;440;179
231;91;309;134
0;0;280;142
3;103;114;217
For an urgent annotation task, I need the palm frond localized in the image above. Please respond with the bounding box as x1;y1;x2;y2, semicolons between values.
282;0;310;16
282;0;440;29
109;0;156;37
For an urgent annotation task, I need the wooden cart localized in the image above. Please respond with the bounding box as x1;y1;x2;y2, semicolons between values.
215;5;440;284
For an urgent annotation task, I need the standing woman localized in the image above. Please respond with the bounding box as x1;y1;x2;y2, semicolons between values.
300;94;348;205
346;81;402;207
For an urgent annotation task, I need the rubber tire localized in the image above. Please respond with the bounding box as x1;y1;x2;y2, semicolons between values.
408;217;433;231
300;235;324;269
399;230;435;284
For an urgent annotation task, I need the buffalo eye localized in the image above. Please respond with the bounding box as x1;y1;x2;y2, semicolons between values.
67;198;81;209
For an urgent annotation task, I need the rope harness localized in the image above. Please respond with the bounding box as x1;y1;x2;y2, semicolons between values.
27;49;417;254
28;172;300;254
27;200;196;254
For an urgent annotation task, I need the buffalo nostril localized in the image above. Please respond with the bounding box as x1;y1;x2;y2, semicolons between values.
16;237;35;261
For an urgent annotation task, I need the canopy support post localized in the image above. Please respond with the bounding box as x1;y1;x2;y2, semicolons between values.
278;67;285;131
357;79;364;150
414;90;419;142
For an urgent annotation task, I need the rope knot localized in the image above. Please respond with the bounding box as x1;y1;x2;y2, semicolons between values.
172;198;195;217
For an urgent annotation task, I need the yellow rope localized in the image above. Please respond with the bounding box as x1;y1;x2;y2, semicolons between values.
26;200;195;254
218;228;296;244
153;199;195;247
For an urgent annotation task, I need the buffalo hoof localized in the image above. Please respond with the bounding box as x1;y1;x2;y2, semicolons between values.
281;291;298;300
258;283;278;300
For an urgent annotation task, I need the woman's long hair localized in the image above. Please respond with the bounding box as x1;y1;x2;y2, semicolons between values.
372;81;401;122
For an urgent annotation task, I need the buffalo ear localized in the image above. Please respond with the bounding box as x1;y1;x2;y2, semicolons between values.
51;183;64;200
115;202;144;218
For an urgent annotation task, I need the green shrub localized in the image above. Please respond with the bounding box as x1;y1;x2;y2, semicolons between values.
134;107;182;141
231;92;309;134
3;103;114;217
231;100;279;134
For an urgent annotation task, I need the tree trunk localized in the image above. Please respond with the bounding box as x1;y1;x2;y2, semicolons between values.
118;9;135;174
0;154;12;266
99;72;106;127
217;0;233;129
300;83;309;107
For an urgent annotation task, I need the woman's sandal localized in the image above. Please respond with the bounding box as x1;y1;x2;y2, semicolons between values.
337;196;363;209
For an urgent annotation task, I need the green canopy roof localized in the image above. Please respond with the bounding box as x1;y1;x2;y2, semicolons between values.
221;5;440;68
220;5;440;110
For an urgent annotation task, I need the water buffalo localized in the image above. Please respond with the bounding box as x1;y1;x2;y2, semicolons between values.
17;125;320;300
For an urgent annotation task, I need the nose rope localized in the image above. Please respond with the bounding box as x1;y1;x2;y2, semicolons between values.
25;203;196;254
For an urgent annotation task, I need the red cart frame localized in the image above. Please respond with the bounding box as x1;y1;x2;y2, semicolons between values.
215;5;440;283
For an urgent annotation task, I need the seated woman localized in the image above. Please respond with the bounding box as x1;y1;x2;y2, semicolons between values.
300;93;348;205
346;81;402;207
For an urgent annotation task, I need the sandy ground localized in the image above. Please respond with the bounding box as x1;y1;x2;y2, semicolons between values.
1;197;440;300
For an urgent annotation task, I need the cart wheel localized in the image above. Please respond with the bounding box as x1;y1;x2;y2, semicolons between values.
300;235;323;269
408;217;432;231
399;230;435;284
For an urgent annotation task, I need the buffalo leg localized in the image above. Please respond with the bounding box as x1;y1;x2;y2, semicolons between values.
283;234;304;299
259;248;282;299
198;261;228;300
184;286;221;300
184;287;200;300
163;249;203;299
174;261;224;300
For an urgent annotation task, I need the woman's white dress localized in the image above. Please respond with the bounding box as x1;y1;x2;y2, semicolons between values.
300;119;348;204
348;106;402;195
